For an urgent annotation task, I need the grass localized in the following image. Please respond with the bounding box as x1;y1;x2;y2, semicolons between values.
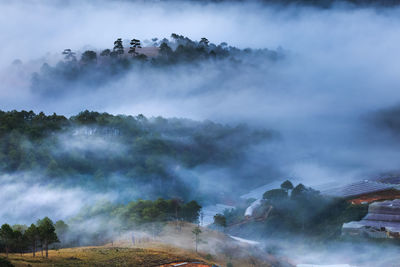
1;222;282;266
2;246;213;267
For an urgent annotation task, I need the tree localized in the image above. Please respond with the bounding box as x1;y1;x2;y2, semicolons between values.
181;201;201;223
80;50;97;64
199;37;209;47
62;49;76;61
113;38;124;57
0;224;14;257
100;49;111;57
263;189;288;201
192;226;202;253
54;220;69;245
213;214;227;231
12;229;26;256
281;180;294;192
129;39;142;56
291;183;307;199
37;217;59;258
159;43;173;60
151;37;158;46
25;224;39;257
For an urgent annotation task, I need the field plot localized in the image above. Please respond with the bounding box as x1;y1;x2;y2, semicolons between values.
2;246;213;267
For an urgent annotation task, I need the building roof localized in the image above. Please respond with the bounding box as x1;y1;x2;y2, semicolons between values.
343;199;400;233
320;180;399;198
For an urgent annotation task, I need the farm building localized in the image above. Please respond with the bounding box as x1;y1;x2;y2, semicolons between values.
320;179;400;204
342;199;400;238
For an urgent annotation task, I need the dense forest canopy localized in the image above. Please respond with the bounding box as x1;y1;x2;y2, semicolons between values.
0;110;272;201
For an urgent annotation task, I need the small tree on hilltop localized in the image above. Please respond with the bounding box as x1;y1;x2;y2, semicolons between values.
113;38;124;57
62;49;76;61
263;189;288;201
80;50;97;64
192;226;202;253
199;37;209;47
37;217;59;258
0;224;14;257
129;38;142;56
281;180;294;192
100;49;111;57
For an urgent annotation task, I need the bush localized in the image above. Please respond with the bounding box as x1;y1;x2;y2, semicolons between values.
263;189;288;201
0;257;14;267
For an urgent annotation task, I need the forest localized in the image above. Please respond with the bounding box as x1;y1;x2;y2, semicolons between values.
31;34;282;97
0;109;271;201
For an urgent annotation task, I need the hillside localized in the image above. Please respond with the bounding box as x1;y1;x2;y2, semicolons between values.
2;222;290;267
0;110;272;202
3;246;213;267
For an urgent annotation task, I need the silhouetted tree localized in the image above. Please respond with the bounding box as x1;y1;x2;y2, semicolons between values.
25;224;39;257
129;39;142;56
62;49;76;61
113;38;124;57
37;217;59;258
263;188;288;201
281;180;294;192
213;214;227;231
0;224;14;257
199;37;209;47
80;50;97;64
100;49;111;57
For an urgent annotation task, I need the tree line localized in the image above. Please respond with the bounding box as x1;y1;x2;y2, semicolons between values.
0;217;60;258
70;198;202;245
30;33;282;96
0;198;202;256
0;109;270;201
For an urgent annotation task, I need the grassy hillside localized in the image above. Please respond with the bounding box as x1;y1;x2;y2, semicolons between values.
4;246;213;267
2;222;289;267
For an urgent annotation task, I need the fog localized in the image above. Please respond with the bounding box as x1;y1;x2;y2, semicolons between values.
2;0;400;202
1;1;400;264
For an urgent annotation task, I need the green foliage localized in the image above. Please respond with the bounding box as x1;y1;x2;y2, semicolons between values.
280;180;294;191
213;214;227;228
24;223;39;255
0;109;270;200
81;50;97;64
262;189;288;201
228;182;369;241
0;224;14;254
1;218;63;256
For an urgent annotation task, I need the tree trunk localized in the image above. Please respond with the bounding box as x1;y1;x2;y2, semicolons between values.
45;240;48;258
5;246;8;258
33;241;36;257
41;246;43;257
